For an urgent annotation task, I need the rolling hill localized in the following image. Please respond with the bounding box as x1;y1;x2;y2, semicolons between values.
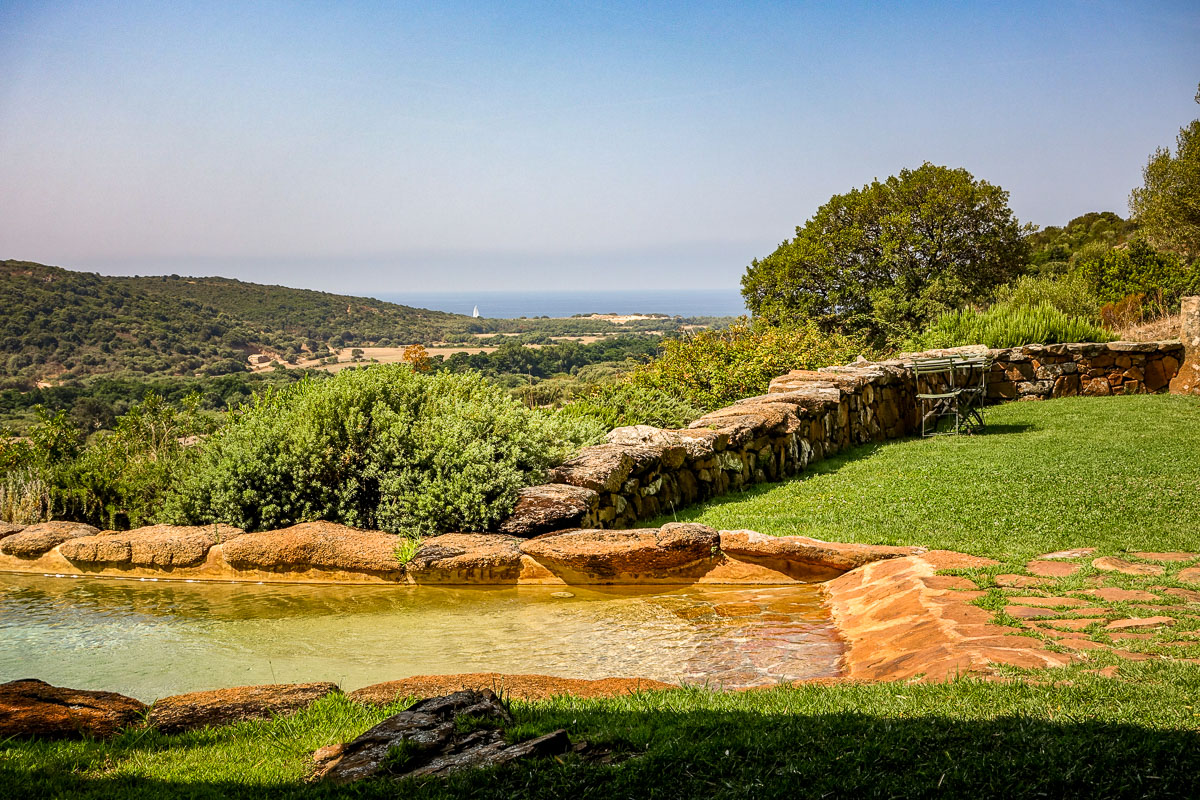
0;260;472;382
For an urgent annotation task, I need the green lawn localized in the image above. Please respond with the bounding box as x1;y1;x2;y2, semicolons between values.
6;662;1200;799
654;394;1200;561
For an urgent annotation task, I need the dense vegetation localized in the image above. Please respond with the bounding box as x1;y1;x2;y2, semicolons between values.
2;367;603;534
912;301;1115;349
0;261;468;381
1024;211;1138;274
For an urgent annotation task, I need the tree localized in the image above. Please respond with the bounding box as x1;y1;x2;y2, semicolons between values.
1129;83;1200;263
742;163;1029;344
401;344;432;372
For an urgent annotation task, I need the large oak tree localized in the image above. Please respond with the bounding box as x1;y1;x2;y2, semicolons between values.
742;163;1028;344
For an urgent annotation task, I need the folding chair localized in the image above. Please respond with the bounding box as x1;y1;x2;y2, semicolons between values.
913;357;961;437
951;354;990;434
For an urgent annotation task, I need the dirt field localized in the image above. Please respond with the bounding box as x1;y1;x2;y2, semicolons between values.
250;345;501;374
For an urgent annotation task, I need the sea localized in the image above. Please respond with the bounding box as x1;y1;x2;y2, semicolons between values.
370;289;745;319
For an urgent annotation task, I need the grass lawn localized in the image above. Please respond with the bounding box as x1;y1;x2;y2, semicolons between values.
6;663;1200;799
6;394;1200;798
654;394;1200;561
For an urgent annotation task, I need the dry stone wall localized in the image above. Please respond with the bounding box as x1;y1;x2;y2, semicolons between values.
502;339;1186;534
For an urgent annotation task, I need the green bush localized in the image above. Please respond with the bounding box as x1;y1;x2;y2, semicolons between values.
991;272;1102;323
162;366;599;537
631;319;877;411
557;382;705;430
913;302;1115;350
1076;238;1200;313
68;393;212;528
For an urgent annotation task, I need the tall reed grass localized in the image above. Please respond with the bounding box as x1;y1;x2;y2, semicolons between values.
914;302;1116;350
0;470;51;524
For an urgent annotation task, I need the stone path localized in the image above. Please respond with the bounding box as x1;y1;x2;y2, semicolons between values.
984;550;1200;667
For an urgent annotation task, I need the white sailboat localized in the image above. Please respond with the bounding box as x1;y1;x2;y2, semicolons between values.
472;305;480;318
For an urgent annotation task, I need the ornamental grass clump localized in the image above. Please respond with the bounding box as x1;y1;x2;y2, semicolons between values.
162;365;602;537
914;302;1116;350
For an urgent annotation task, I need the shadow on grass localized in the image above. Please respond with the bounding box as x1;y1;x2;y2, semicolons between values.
970;422;1036;436
5;706;1198;799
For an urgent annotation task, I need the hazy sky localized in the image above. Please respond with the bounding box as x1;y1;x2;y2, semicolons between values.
1;1;1198;293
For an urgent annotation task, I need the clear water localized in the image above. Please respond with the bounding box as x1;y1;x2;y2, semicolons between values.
0;574;841;702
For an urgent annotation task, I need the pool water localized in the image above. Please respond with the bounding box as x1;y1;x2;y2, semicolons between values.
0;574;843;701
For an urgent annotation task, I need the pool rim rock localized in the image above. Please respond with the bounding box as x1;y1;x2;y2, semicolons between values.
0;522;922;586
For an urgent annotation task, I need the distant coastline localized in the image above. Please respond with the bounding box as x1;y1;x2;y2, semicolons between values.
371;289;745;319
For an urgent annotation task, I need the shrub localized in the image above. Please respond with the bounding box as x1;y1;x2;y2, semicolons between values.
162;365;598;537
1076;238;1200;314
991;272;1102;323
70;392;212;528
0;470;51;524
632;319;877;411
1100;294;1149;330
913;302;1115;349
558;382;705;430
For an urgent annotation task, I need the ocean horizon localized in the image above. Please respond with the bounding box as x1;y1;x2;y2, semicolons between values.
370;289;746;319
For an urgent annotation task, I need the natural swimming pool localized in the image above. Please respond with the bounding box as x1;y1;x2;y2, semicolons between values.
0;573;843;701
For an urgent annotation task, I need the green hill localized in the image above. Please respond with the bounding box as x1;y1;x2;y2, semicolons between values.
0;260;470;381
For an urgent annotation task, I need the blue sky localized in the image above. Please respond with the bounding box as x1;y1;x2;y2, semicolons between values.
1;1;1197;293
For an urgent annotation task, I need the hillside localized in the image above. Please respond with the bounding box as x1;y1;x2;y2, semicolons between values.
0;260;471;382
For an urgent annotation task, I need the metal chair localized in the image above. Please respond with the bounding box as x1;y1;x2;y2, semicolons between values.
913;357;962;437
951;354;990;434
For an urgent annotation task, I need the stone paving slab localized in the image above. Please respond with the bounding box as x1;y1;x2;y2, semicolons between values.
1130;552;1197;562
1092;557;1164;576
1026;560;1081;577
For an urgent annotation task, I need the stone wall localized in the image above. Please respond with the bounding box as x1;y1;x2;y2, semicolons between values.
501;339;1186;534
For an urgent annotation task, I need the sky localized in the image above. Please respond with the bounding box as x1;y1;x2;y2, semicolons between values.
1;1;1198;294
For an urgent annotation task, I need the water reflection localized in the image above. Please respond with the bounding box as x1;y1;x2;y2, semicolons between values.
0;574;843;701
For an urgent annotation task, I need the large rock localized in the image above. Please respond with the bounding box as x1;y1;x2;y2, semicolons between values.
59;524;244;568
406;534;523;583
719;530;922;571
604;426;689;467
0;679;146;739
220;522;402;575
311;689;571;784
0;521;99;558
688;409;773;448
0;522;25;541
548;445;635;493
520;523;719;581
497;484;598;537
148;682;338;733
